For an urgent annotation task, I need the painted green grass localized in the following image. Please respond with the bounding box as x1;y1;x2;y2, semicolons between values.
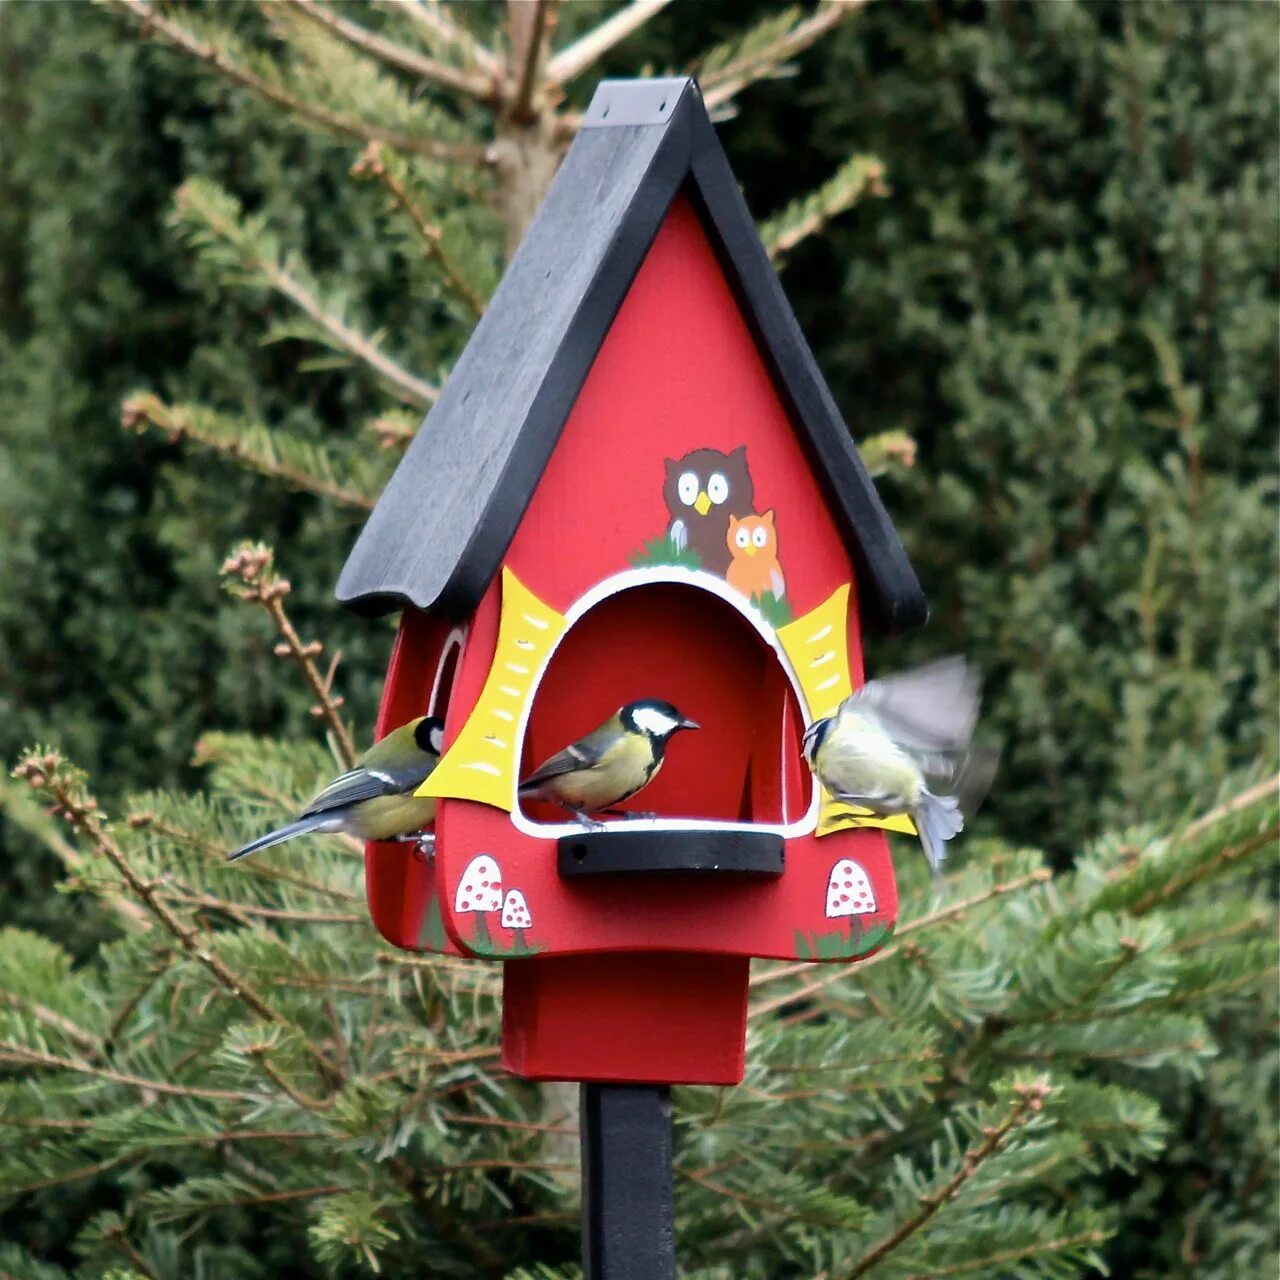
751;590;794;627
794;918;894;960
628;535;703;571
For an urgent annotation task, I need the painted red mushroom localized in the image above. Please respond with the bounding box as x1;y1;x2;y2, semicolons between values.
825;857;877;936
455;854;503;946
501;888;533;950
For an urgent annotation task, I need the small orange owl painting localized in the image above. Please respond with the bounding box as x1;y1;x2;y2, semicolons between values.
726;511;786;603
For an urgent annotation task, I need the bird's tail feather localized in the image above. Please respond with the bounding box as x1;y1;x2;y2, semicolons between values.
914;790;964;876
227;813;332;862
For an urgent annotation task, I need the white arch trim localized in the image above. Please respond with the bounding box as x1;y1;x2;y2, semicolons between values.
506;566;820;840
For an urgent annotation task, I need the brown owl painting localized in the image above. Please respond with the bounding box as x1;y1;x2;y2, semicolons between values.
663;445;754;577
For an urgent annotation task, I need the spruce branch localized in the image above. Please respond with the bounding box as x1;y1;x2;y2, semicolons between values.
698;2;866;113
761;154;887;261
220;543;358;769
0;1043;251;1103
351;144;488;315
281;0;497;101
859;429;918;478
10;750;342;1085
104;0;485;163
897;1228;1110;1280
750;869;1052;995
545;0;675;86
121;394;381;510
171;178;439;407
379;0;503;81
842;1080;1053;1280
368;409;420;452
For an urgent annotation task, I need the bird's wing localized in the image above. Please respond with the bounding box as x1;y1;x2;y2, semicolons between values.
848;656;982;751
303;759;434;816
911;745;1000;817
519;723;614;789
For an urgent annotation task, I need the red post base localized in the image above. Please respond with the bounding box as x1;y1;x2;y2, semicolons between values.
502;952;750;1085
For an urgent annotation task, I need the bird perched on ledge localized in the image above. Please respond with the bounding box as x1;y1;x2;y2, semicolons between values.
802;657;998;876
228;716;445;861
519;698;699;828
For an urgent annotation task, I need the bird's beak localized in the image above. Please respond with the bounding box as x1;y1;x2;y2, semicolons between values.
743;544;757;557
693;491;712;516
679;717;701;730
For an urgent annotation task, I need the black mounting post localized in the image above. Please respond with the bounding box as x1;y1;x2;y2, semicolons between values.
580;1083;676;1280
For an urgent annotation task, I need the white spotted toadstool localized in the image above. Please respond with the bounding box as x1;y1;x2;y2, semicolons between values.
501;889;533;949
825;858;876;927
455;854;503;945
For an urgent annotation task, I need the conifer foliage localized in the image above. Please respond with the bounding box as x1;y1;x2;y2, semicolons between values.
0;3;1275;1277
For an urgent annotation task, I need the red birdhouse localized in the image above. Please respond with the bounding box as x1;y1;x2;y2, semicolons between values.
337;78;926;1086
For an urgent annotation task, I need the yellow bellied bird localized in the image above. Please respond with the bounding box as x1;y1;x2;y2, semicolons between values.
518;699;699;827
802;658;998;875
228;716;445;861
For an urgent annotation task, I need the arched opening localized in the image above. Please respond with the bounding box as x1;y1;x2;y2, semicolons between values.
516;580;812;831
428;628;465;720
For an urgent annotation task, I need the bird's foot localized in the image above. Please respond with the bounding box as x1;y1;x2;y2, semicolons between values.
414;832;436;859
568;809;607;832
602;808;657;821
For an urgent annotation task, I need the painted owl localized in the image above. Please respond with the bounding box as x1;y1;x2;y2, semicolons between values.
663;445;754;577
726;510;786;602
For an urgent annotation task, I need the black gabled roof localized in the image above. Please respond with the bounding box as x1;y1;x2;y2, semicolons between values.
336;77;927;633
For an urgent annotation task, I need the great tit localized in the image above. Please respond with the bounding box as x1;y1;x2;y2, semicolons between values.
518;699;700;826
228;716;445;861
802;657;998;876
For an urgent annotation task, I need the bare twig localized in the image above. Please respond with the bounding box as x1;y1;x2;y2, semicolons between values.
107;0;486;163
283;0;496;100
508;0;554;123
220;544;359;768
545;0;674;86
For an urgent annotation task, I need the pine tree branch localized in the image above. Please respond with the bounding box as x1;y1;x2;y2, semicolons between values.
159;891;365;927
104;0;486;163
1131;822;1278;917
139;814;361;903
761;154;887;261
103;1223;161;1280
700;1;867;113
841;1081;1052;1280
171;179;439;407
379;0;503;80
221;544;359;768
246;1046;334;1112
1177;772;1279;845
0;992;100;1055
351;144;487;315
897;1230;1110;1279
0;775;151;928
544;0;674;86
0;1043;251;1102
281;0;496;101
4;1154;138;1197
750;869;1052;996
121;394;380;510
11;751;343;1086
